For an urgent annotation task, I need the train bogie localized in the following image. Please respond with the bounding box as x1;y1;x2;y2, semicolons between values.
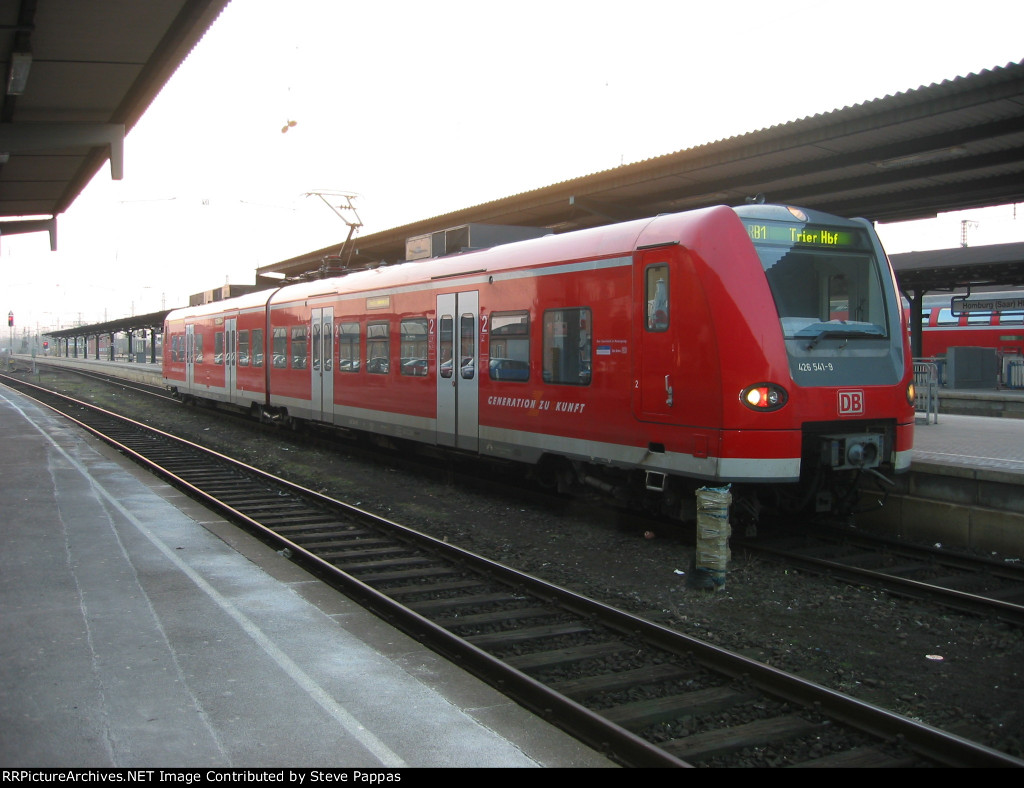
163;204;915;522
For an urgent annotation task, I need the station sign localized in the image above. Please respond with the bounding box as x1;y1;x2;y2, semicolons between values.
951;295;1024;315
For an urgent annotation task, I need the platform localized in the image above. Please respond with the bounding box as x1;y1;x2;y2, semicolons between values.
912;410;1024;475
0;385;614;769
860;412;1024;556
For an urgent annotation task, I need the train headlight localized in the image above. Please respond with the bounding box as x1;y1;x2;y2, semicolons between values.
907;382;916;406
741;383;788;412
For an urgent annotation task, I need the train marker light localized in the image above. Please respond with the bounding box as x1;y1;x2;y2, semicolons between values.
741;383;787;411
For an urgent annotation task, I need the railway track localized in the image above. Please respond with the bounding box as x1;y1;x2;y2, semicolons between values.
33;362;1024;623
3;371;1021;768
736;526;1024;626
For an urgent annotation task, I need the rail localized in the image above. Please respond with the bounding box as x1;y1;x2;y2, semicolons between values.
913;360;939;425
7;371;1022;767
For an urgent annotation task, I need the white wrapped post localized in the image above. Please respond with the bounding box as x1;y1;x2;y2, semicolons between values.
691;484;732;591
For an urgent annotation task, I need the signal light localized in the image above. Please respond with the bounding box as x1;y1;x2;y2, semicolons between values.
7;311;12;327
741;383;788;412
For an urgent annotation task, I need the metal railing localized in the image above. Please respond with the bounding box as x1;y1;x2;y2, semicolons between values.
913;360;939;424
1007;359;1024;390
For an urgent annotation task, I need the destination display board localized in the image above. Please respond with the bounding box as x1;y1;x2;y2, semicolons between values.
742;221;871;251
951;295;1024;314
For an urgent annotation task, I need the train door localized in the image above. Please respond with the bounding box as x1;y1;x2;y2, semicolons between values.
311;307;334;422
224;318;237;401
185;324;196;388
633;249;678;424
436;292;479;451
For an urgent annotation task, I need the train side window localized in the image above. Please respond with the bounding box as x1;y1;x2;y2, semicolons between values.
367;321;390;374
194;333;204;364
439;315;453;377
490;311;530;381
645;265;669;331
291;325;308;369
400;318;429;376
272;327;288;368
543;307;592;385
936;308;958;326
214;331;224;365
998;311;1024;325
460;313;476;379
337;322;360;372
237;330;250;367
251;329;264;367
967;312;992;325
312;321;321;371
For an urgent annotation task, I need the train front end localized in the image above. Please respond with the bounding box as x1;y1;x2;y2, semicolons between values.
732;204;915;514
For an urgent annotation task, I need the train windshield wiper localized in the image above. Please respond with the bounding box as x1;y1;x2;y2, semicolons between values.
796;322;885;348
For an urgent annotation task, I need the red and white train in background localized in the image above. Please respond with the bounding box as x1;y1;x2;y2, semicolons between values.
163;203;916;520
914;291;1024;385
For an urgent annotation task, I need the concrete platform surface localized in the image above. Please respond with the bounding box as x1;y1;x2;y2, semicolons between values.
0;386;614;769
912;411;1024;475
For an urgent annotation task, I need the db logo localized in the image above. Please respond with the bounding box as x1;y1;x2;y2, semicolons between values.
838;389;864;416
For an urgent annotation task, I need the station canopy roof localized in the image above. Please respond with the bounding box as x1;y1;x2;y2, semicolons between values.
0;0;231;242
891;241;1024;293
262;59;1024;286
45;309;169;340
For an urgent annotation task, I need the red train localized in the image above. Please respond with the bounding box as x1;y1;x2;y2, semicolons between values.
163;204;915;521
915;291;1024;384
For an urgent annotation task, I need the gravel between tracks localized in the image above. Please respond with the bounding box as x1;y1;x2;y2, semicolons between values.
35;369;1024;760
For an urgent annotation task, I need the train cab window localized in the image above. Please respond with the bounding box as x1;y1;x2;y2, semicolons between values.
291;326;308;369
237;330;250;367
251;329;264;367
337;322;360;372
400;318;429;376
746;224;888;340
272;327;288;368
214;331;224;365
490;311;530;381
366;321;390;374
645;265;670;331
543;308;592;385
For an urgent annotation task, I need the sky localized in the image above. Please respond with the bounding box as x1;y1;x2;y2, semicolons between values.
3;0;1024;334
